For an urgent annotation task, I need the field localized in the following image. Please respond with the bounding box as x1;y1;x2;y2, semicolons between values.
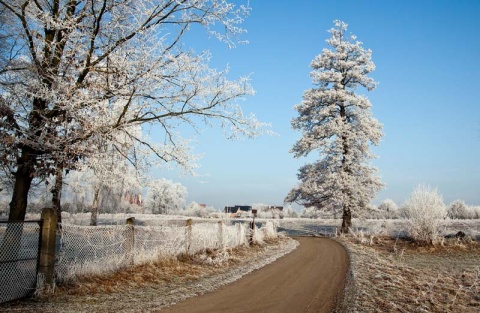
340;236;479;312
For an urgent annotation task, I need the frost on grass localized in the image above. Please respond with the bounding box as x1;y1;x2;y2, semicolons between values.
1;237;298;313
340;236;480;312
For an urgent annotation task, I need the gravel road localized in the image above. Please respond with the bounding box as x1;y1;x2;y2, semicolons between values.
158;237;349;313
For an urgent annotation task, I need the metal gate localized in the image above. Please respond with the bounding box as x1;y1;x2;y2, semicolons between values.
0;220;43;304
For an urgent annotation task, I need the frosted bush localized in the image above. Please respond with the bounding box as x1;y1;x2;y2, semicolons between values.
378;199;399;219
284;207;299;218
301;207;320;219
261;221;278;240
403;184;447;245
447;200;472;219
471;206;480;219
183;202;216;218
251;224;264;244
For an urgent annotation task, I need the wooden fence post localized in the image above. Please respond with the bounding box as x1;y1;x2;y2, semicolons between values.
185;219;192;254
217;221;224;250
125;217;135;266
249;221;255;246
39;207;57;289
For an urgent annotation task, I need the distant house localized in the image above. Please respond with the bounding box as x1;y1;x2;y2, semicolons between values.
224;205;252;217
267;206;283;211
124;192;142;206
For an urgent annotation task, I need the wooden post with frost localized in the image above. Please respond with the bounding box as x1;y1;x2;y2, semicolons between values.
125;217;135;266
249;221;255;246
39;207;57;289
185;219;192;254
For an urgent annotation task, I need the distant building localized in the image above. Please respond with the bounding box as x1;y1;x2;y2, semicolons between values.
124;192;142;206
224;205;252;217
267;206;283;211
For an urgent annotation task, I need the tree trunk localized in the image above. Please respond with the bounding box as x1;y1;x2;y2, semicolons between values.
8;150;35;221
90;187;100;226
51;166;64;224
1;150;35;261
341;208;352;234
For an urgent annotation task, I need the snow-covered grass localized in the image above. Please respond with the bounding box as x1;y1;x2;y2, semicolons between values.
339;236;480;312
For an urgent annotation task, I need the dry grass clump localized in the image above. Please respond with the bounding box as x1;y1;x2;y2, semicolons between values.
339;236;480;312
55;241;271;297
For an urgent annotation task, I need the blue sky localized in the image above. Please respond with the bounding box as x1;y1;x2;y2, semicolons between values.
156;0;480;210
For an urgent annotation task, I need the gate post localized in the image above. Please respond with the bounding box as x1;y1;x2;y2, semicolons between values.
39;208;57;288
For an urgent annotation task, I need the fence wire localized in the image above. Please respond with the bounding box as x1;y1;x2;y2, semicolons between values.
55;224;132;282
0;221;42;304
55;220;277;283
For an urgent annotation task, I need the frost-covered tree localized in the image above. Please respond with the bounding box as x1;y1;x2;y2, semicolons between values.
0;0;265;222
378;199;399;219
63;128;143;225
145;178;187;214
285;20;383;233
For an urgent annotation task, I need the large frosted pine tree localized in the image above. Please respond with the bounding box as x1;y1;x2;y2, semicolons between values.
285;20;383;233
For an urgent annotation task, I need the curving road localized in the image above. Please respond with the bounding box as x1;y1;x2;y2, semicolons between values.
157;237;349;313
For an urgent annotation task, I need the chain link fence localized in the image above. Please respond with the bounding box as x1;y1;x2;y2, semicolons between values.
0;221;42;304
55;220;277;283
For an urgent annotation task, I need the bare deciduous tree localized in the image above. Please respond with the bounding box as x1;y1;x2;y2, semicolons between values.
0;0;265;222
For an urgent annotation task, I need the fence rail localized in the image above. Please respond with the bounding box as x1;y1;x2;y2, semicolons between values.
0;220;42;304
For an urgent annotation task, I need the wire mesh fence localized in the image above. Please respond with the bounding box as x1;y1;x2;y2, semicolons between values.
0;221;42;304
55;220;277;283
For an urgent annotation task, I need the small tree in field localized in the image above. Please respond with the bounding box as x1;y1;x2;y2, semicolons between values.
285;20;383;233
145;179;187;214
378;199;399;219
403;184;447;245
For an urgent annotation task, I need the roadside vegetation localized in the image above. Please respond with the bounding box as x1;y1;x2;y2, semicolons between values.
340;233;479;312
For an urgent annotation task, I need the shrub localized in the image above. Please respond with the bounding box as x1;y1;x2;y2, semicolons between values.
301;207;320;219
403;184;447;245
447;200;472;219
284;207;298;218
378;199;399;219
471;206;480;219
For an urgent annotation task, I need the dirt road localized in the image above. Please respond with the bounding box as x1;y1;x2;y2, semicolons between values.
158;237;349;313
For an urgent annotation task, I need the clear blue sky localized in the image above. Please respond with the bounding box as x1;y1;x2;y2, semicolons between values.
156;0;480;210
